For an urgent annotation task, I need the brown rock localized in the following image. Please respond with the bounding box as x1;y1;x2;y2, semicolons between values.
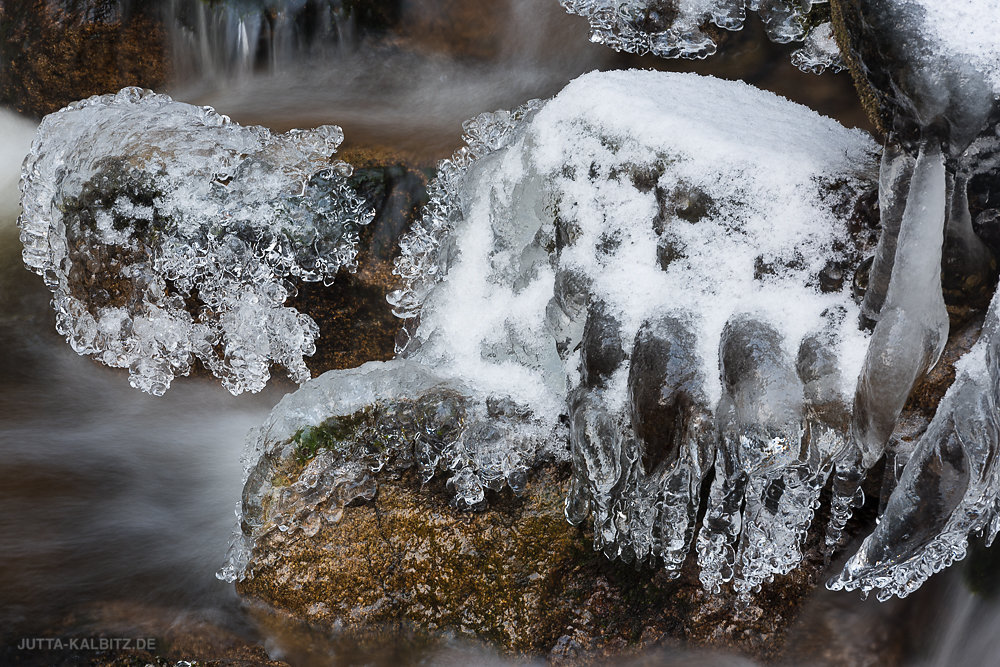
290;148;434;375
236;462;863;661
0;1;168;118
398;0;511;62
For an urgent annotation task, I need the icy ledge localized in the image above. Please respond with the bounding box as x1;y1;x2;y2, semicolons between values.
227;70;880;592
18;88;372;395
558;0;845;73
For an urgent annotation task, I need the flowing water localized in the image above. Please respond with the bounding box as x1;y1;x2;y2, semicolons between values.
0;108;281;653
2;1;1000;664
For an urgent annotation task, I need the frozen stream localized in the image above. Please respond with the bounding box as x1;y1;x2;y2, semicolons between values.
3;2;1000;664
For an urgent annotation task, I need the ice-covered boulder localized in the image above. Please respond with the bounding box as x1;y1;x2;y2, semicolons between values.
18;87;372;395
229;71;881;601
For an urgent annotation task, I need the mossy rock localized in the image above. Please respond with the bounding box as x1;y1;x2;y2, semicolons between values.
236;462;858;661
828;0;892;137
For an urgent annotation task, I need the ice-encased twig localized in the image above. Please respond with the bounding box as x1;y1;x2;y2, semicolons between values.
851;141;949;467
942;173;996;300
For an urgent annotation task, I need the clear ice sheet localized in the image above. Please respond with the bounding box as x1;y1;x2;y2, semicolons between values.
18;87;372;395
829;289;1000;601
232;70;881;589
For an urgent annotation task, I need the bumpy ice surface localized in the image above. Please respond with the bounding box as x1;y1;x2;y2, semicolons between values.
558;0;844;73
229;71;880;594
820;0;1000;600
910;0;1000;93
19;88;372;395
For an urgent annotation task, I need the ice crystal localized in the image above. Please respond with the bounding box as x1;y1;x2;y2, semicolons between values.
558;0;842;73
18;87;372;395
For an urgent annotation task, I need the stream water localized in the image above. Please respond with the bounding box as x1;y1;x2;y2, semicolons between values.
0;109;278;653
2;1;1000;665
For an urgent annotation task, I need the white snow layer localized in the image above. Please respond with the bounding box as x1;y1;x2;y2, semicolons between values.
397;70;877;414
912;0;1000;92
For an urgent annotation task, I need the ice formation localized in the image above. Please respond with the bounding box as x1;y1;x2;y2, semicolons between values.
790;22;845;75
558;0;844;73
557;0;1000;603
228;70;881;593
829;292;1000;600
819;0;1000;599
18;87;372;395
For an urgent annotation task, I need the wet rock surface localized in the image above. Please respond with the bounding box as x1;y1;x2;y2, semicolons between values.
239;464;769;658
290;148;433;375
0;1;168;118
235;457;907;661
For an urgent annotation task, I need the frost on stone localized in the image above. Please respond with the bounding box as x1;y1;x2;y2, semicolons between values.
230;70;881;588
18;87;372;395
558;0;843;73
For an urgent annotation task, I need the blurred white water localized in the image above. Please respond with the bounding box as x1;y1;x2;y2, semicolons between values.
0;110;36;225
0;107;280;642
165;0;624;157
